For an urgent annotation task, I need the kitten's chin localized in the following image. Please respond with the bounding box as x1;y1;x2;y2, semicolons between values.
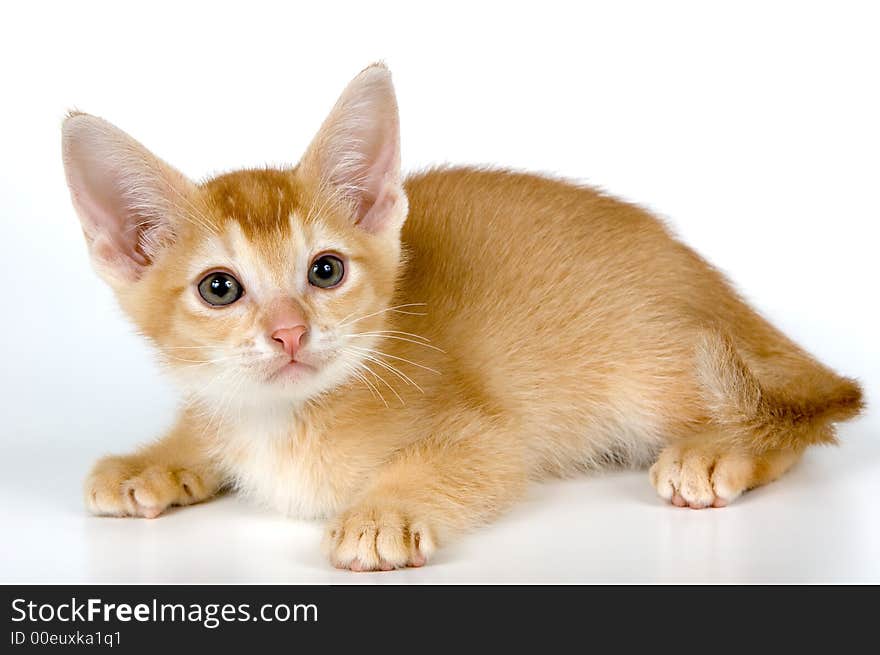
260;354;350;403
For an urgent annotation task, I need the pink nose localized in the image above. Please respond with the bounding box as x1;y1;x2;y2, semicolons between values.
272;326;307;359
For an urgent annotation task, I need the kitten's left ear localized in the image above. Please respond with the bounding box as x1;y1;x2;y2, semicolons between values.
298;63;407;233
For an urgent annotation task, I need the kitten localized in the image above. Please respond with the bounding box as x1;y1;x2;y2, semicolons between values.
63;64;863;571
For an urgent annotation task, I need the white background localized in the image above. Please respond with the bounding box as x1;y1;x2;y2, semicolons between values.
1;1;877;583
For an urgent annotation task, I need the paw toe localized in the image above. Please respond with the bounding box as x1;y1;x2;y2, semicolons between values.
709;455;754;505
678;452;716;508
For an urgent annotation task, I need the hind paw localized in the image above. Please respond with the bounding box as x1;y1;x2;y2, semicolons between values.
649;445;755;509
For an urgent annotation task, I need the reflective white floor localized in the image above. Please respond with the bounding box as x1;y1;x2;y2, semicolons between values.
2;417;877;584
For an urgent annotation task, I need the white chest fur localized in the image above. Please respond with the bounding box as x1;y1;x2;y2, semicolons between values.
211;407;352;520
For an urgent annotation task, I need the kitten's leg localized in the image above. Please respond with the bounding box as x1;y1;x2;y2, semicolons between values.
85;411;223;518
325;416;528;571
649;331;861;509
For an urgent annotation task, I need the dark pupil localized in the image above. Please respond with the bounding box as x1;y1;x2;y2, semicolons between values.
210;276;233;297
315;261;335;279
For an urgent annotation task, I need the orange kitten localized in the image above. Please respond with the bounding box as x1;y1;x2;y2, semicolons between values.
62;64;863;571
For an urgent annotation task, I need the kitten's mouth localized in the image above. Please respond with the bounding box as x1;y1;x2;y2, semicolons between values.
268;358;317;383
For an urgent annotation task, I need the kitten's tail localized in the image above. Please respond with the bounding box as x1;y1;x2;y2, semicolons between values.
695;331;864;452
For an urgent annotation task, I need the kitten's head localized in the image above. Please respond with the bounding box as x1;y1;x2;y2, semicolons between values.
62;64;408;405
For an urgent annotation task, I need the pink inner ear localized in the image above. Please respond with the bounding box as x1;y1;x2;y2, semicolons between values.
353;137;400;232
300;65;406;233
68;172;149;269
62;114;188;281
358;177;398;234
89;233;146;280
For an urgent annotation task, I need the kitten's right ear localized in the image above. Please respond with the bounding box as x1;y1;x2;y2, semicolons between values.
61;113;197;284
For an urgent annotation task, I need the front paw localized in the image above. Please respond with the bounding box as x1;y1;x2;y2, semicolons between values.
324;503;436;572
85;455;213;519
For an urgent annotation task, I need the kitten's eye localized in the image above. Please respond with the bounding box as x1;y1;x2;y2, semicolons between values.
198;272;244;306
308;255;345;289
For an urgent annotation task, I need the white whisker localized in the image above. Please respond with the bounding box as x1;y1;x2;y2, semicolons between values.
357;361;405;406
338;303;428;328
343;348;424;394
347;329;432;342
347;345;441;375
159;345;225;350
349;365;387;407
345;333;445;353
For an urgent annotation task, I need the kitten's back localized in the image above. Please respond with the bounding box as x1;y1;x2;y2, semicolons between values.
396;168;860;470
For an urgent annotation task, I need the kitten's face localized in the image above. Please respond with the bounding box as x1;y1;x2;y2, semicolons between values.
134;170;402;405
62;64;408;407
